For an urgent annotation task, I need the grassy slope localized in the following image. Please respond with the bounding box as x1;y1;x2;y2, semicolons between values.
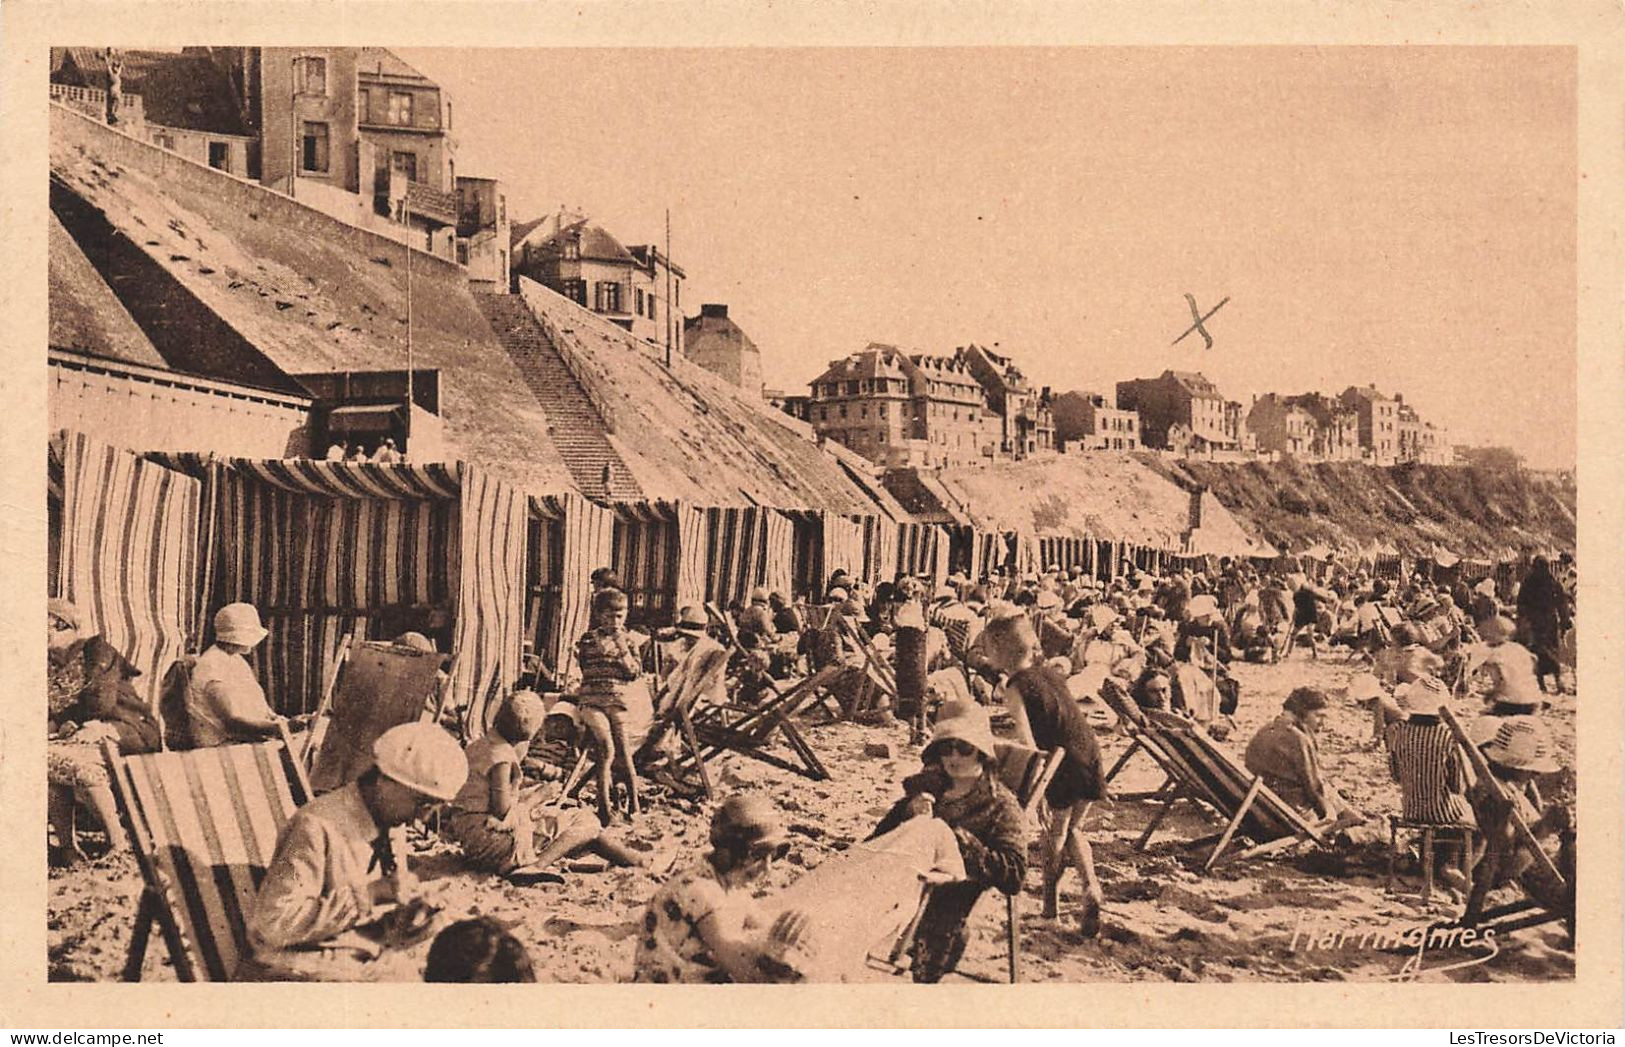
1139;455;1575;558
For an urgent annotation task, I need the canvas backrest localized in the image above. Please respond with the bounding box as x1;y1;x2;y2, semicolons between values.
1144;711;1322;843
156;655;197;751
104;729;311;981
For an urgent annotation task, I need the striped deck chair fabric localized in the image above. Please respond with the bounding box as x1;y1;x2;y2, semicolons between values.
103;726;311;981
1134;711;1325;868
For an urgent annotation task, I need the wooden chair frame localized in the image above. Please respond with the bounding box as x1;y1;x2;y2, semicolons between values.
1096;679;1323;870
1439;705;1573;940
103;723;312;981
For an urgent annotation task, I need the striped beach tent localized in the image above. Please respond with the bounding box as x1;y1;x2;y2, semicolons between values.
861;515;899;587
52;432;201;707
701;506;795;609
609;500;683;628
537;492;615;687
152;456;530;735
674;502;709;612
762;509;795;601
819;511;866;594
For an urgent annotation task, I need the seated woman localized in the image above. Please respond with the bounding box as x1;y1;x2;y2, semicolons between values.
47;599;162;865
1386;674;1475;894
442;691;641;884
981;611;1108;936
1243;687;1362;826
633;796;810;984
867;706;1028;981
1462;717;1573;929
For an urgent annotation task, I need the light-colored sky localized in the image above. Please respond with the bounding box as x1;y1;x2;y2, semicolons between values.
400;46;1576;467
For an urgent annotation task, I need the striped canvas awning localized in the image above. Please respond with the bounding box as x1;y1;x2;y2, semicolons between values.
168;454;531;734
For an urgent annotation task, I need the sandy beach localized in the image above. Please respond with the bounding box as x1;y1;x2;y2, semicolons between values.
47;649;1577;985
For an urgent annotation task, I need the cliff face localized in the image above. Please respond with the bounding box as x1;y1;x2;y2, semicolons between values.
1138;455;1576;558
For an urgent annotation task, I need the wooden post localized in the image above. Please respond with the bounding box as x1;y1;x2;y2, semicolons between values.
1205;776;1264;871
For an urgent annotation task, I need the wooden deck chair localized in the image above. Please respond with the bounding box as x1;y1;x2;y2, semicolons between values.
678;664;844;781
876;742;1065;983
101;724;312;981
832;615;898;720
1097;676;1191;800
633;641;732;800
1439;706;1573;941
308;639;445;793
708;600;843;722
1131;711;1327;871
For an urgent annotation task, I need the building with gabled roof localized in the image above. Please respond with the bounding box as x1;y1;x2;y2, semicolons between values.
683;304;764;397
1117;368;1241;452
512;212;684;353
50;47;256;178
955;343;1055;458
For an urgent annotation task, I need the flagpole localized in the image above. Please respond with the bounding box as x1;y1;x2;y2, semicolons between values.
403;195;414;449
664;207;673;368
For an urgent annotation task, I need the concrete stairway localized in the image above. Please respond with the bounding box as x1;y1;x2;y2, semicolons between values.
474;292;642;501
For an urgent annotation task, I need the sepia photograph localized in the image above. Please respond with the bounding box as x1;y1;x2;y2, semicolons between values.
6;0;1623;1030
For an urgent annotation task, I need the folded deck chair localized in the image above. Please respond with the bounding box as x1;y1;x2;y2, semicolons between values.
102;724;312;981
1439;706;1574;942
874;742;1066;983
308;639;444;793
678;664;844;782
1115;705;1325;871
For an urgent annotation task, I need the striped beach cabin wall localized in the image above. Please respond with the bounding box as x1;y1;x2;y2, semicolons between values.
143;455;531;735
51;431;201;707
534;493;614;687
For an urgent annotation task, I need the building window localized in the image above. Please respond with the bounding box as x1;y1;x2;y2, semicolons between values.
388;91;414;126
860;406;867;419
839;405;847;419
301;121;329;173
561;279;586;305
846;381;859;396
391;151;418;183
296;55;327;96
878;404;887;417
647;295;657;321
635;288;645;315
207;141;230;171
595;282;622;313
820;407;828;421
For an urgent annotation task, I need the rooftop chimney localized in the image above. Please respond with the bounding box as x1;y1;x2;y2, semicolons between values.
700;303;729;319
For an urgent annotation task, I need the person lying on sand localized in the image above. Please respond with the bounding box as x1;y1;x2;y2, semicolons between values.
633;796;810;984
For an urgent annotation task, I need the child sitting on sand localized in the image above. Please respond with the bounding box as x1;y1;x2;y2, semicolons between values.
443;690;641;885
633;796;810;983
